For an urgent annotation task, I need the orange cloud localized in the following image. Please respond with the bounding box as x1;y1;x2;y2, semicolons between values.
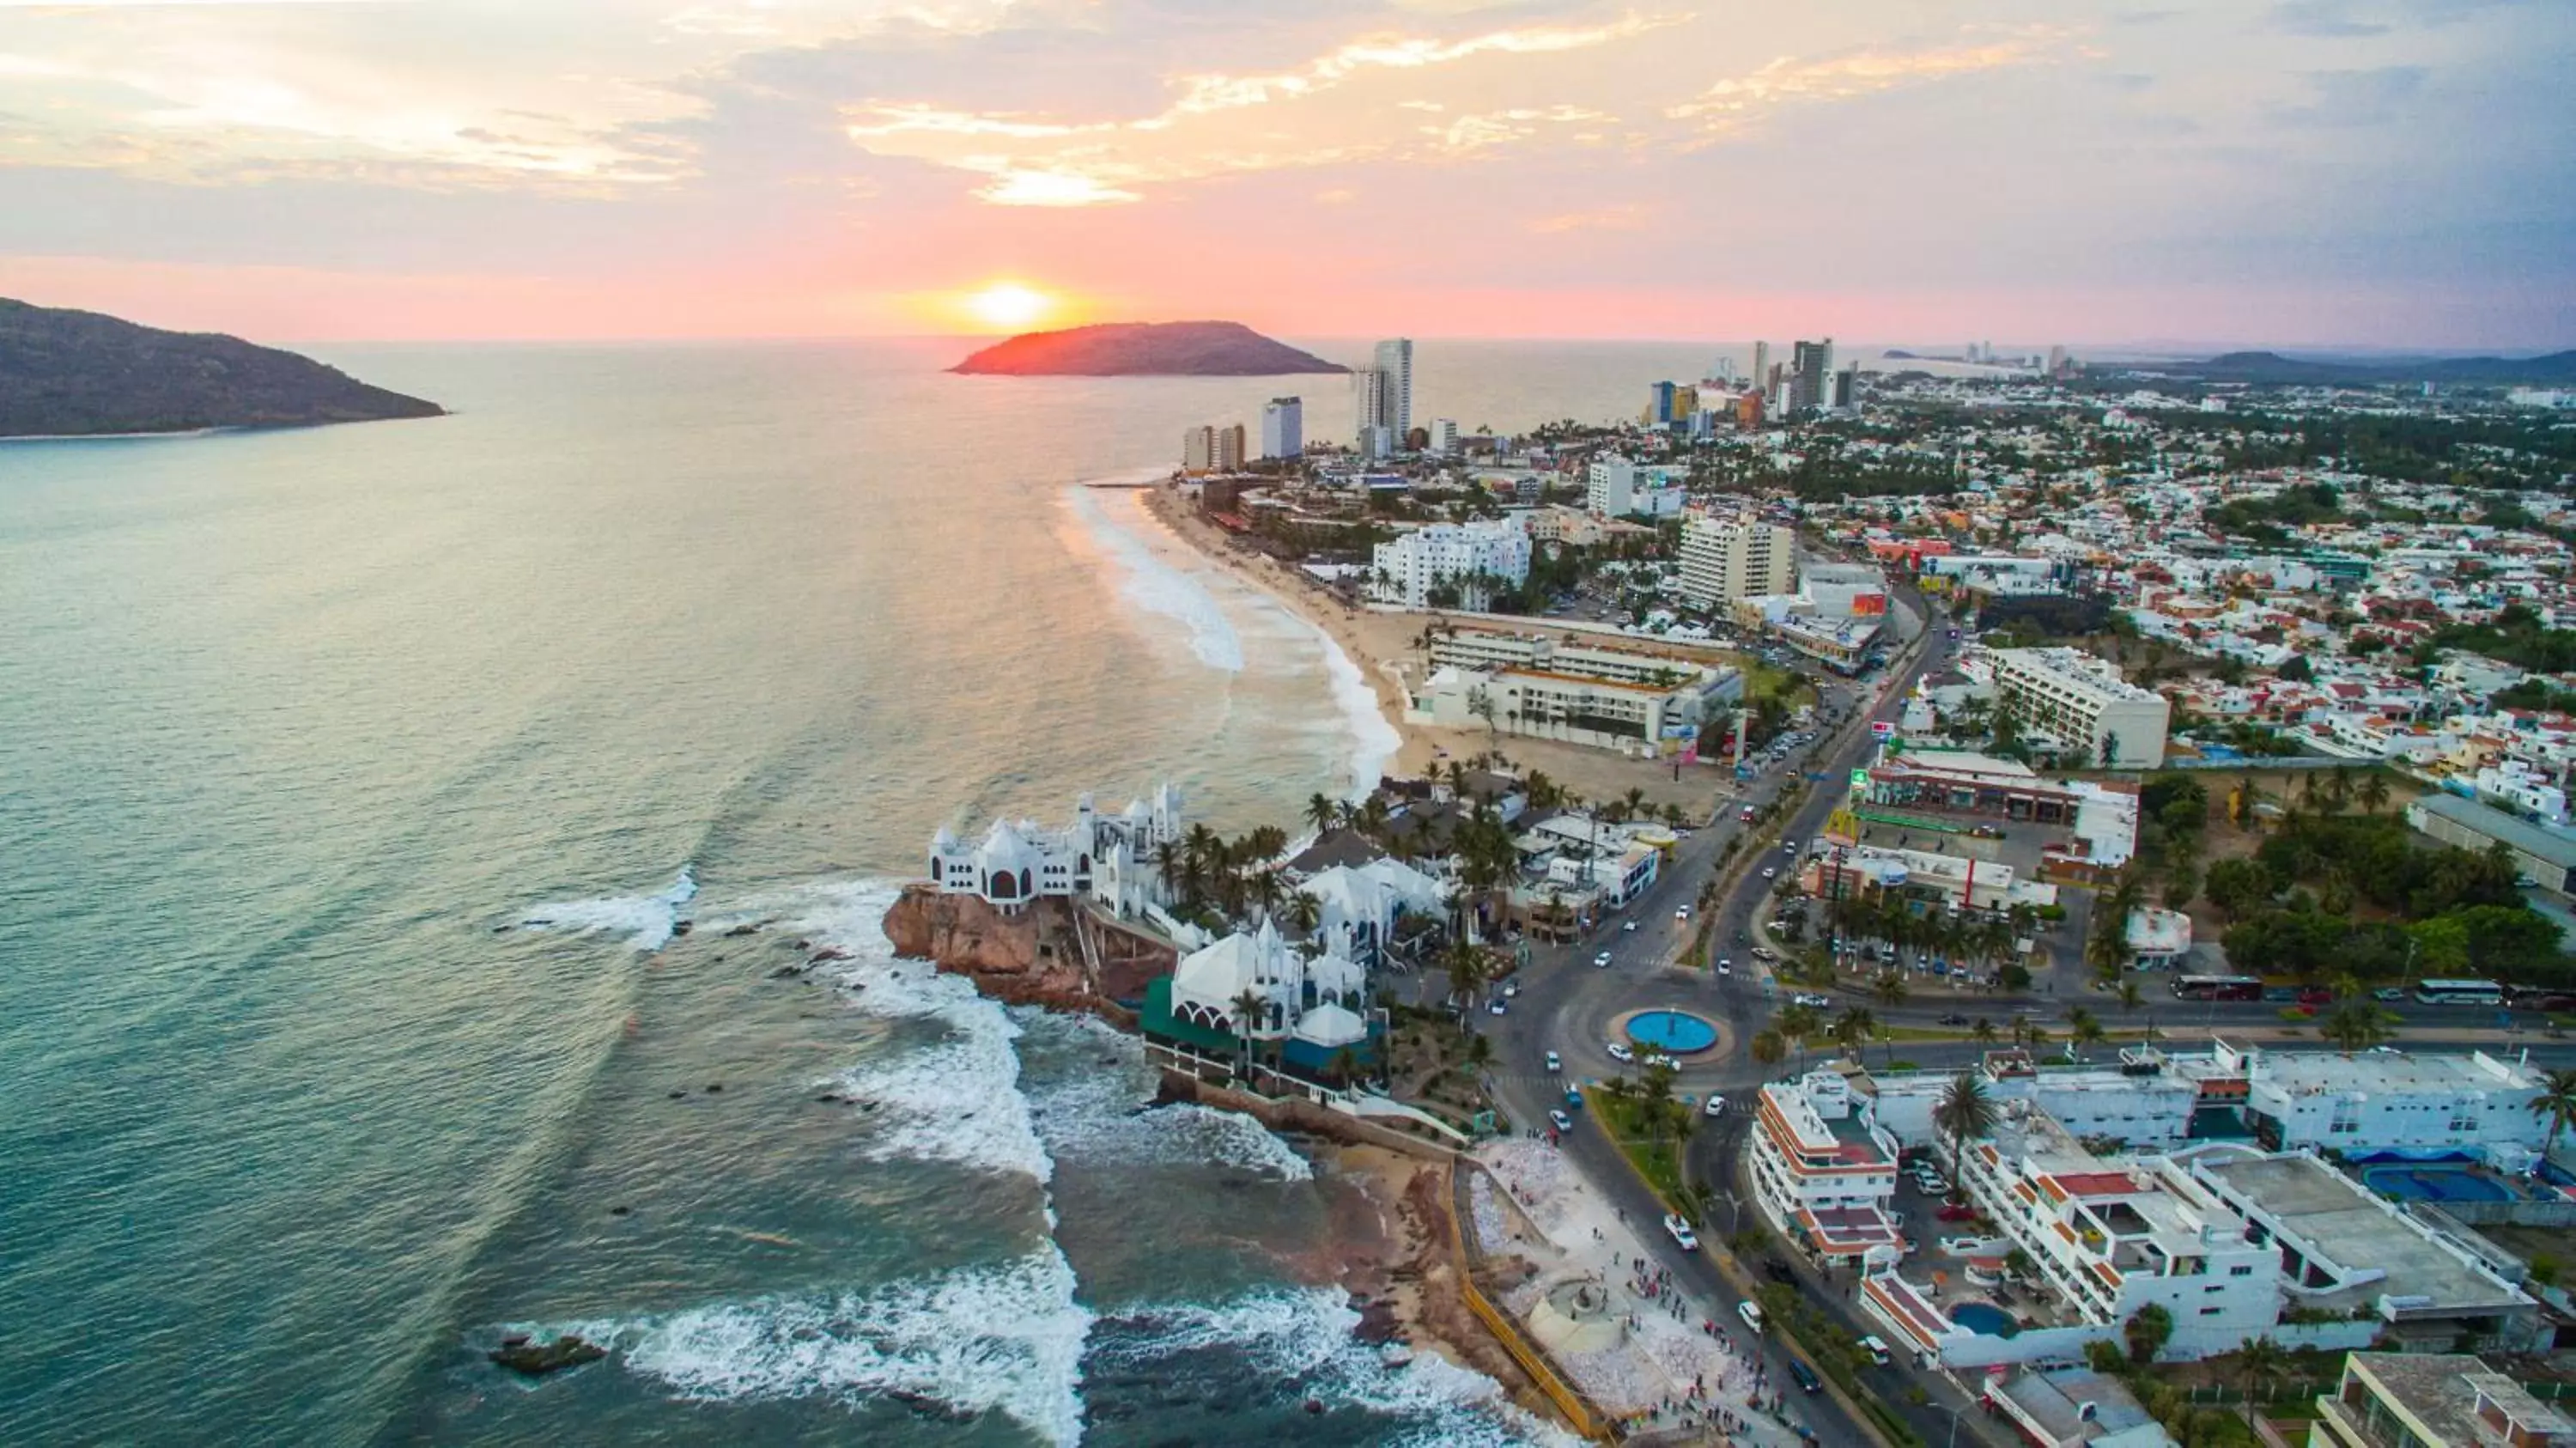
1668;28;2073;142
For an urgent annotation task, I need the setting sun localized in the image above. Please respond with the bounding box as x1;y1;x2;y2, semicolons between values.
966;283;1053;331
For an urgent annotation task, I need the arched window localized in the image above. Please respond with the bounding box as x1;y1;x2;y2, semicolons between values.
1019;868;1033;897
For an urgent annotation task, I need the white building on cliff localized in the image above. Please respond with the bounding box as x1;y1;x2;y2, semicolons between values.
927;785;1182;918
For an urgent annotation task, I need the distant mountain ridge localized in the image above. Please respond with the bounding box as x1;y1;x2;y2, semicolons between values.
951;320;1347;376
0;298;443;438
2164;349;2576;386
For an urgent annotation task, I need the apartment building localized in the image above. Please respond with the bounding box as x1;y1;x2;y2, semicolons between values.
1369;518;1531;610
1747;1069;1908;1267
1679;514;1796;609
1990;648;2172;769
2245;1049;2555;1157
1407;663;1710;754
1427;630;1734;694
2309;1354;2573;1448
1952;1103;2281;1340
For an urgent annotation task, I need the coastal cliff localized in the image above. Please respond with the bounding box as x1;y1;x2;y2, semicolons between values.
0;297;445;437
880;885;1176;1013
950;320;1346;376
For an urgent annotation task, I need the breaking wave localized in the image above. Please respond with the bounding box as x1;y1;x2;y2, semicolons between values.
518;864;696;951
1064;486;1244;672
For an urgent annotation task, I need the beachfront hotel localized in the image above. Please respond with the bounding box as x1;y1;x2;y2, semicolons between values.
1746;1068;1909;1269
1368;518;1532;610
927;785;1184;919
1988;647;2172;770
1405;627;1738;756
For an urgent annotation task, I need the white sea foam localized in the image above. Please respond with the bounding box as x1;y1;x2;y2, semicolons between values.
1091;1287;1576;1448
519;864;697;951
1021;1019;1311;1181
1063;485;1244;672
1305;615;1404;800
562;1245;1093;1446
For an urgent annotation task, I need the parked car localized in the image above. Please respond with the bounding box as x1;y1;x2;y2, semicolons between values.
1937;1204;1978;1222
1752;946;1777;961
1939;1236;1998;1256
1503;979;1520;997
1716;958;1732;976
1623;921;1639;933
1675;906;1691;920
1737;1300;1765;1334
1545;1050;1561;1073
1548;1110;1573;1133
1607;1042;1634;1062
1858;1335;1892;1366
1488;999;1508;1015
1762;1258;1798;1285
2263;987;2298;1002
1663;1214;1700;1251
1760;867;1777;880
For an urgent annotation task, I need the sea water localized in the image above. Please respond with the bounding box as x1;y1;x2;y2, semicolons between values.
0;337;1702;1445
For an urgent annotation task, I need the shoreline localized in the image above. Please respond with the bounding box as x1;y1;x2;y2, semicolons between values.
1137;482;1733;813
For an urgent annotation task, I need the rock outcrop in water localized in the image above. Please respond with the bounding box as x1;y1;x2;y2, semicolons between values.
488;1334;606;1377
0;297;445;437
878;887;1176;1014
949;320;1346;377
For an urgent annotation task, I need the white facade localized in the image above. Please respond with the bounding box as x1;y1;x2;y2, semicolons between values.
929;784;1184;918
1369;518;1531;609
1182;423;1244;473
1356;338;1413;444
1428;417;1458;455
1583;454;1682;518
2246;1049;2554;1159
1261;397;1303;459
1990;648;2172;770
1297;858;1447;967
1747;1070;1906;1266
1679;515;1796;609
1953;1104;2281;1337
1168;919;1370;1049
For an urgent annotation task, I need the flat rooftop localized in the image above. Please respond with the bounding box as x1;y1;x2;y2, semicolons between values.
1991;1367;2160;1445
1876;749;2044;783
2196;1155;2530;1315
2251;1048;2538;1097
2335;1354;2575;1446
2409;792;2576;869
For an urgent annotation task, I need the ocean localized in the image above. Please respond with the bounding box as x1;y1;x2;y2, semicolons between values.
0;337;1716;1447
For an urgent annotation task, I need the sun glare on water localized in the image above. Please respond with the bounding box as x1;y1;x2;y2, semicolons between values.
966;283;1053;331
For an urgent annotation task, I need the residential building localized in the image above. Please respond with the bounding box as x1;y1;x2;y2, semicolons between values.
1583;455;1686;519
1984;1367;2178;1448
1182;423;1245;473
928;785;1184;919
1949;1102;2281;1340
1407;660;1723;755
1990;648;2172;769
1427;417;1457;456
1747;1068;1908;1267
1295;858;1448;970
1789;338;1835;412
2123;907;2192;970
1679;514;1796;609
2308;1353;2573;1448
1356;338;1413;444
1752;341;1771;399
2192;1153;2544;1354
2244;1049;2555;1157
1369;518;1532;610
1261;397;1303;459
1427;629;1738;695
2405;794;2576;894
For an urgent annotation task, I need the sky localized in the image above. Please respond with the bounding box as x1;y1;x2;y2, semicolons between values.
0;0;2569;348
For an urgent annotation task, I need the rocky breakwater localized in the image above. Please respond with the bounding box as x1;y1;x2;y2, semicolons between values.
879;885;1176;1019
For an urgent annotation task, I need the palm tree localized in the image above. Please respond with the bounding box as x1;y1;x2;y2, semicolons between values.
1971;1017;1999;1047
2358;771;2392;815
2117;978;2144;1016
1285;890;1321;941
1303;792;1338;837
1777;1001;1823;1069
2235;1335;2289;1411
1751;1030;1787;1068
1329;1046;1363;1091
1933;1071;2000;1187
1873;971;1910;1011
1832;1006;1877;1062
1228;986;1268;1080
2318;1000;2398;1057
2066;1007;2106;1062
1440;939;1487;1017
2526;1068;2576;1162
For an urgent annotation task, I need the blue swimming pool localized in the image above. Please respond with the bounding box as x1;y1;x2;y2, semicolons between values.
2362;1166;2513;1203
1947;1302;2020;1338
1625;1010;1719;1054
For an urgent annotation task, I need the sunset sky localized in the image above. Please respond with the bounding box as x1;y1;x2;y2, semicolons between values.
1;0;2567;347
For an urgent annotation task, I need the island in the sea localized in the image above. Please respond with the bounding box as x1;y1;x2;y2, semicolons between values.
950;319;1348;377
0;297;445;438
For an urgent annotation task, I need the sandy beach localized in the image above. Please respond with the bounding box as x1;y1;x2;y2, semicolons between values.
1315;1145;1544;1406
1139;483;1735;816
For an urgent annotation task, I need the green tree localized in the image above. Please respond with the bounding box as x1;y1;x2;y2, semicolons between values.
2066;1007;2107;1062
2530;1068;2576;1164
1751;1029;1787;1068
2235;1335;2289;1410
2358;771;2392;815
2203;858;2275;922
2123;1303;2175;1365
1933;1071;2000;1193
1832;1006;1877;1062
1971;1017;1999;1047
1873;971;1910;1010
2318;999;2399;1056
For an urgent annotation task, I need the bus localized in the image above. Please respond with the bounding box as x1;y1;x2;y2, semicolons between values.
2413;978;2503;1007
2172;974;2263;1001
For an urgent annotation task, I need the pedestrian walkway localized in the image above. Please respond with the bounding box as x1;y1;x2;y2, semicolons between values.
1475;1139;1820;1445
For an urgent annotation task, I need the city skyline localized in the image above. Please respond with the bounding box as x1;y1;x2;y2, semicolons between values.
0;1;2568;347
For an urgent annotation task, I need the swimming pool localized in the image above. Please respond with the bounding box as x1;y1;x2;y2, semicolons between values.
1625;1010;1719;1054
2362;1165;2513;1203
1947;1302;2020;1337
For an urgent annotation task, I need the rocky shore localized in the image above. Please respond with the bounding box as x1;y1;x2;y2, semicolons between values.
878;885;1172;1020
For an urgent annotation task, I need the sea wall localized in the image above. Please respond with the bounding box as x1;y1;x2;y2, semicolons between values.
879;885;1176;1020
1155;1072;1461;1161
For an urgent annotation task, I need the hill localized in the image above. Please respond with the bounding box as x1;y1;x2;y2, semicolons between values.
0;298;444;437
951;320;1347;376
2172;349;2576;386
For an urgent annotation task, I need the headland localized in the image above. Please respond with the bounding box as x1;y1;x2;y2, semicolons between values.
951;320;1347;376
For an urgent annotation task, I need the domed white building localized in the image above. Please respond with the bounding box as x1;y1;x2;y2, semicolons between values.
1167;919;1370;1049
927;784;1182;917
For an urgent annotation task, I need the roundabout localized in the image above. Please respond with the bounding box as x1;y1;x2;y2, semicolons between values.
1619;1008;1720;1056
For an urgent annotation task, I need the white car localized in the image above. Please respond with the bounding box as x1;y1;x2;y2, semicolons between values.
1760;867;1777;879
1795;993;1832;1007
1716;958;1732;976
1674;906;1690;920
1663;1214;1700;1251
1622;921;1639;933
1939;1236;2001;1256
1594;951;1613;968
1488;1000;1508;1015
1503;980;1520;997
1737;1299;1765;1334
1704;1093;1727;1116
1549;1109;1573;1133
1858;1335;1892;1366
1545;1049;1561;1073
1606;1042;1635;1062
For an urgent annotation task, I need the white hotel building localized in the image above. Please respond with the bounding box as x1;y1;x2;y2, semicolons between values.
1370;518;1532;610
1950;1104;2281;1339
1990;647;2172;770
928;785;1183;919
1747;1070;1908;1268
1678;515;1796;610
